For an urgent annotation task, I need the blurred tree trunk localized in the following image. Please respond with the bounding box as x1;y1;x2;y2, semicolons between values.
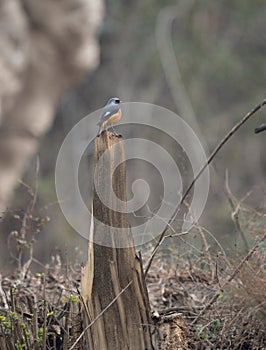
0;0;104;214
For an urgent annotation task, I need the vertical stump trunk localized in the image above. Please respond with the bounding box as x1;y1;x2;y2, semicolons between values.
81;131;154;350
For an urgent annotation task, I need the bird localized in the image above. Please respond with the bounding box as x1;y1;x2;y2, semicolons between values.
97;97;122;136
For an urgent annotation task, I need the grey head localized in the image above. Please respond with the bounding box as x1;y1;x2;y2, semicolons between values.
106;97;121;106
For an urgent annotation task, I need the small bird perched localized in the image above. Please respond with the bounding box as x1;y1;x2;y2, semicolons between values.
97;97;122;136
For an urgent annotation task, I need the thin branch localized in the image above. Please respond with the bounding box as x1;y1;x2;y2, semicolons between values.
224;170;249;252
181;98;266;209
30;155;40;213
145;98;266;276
197;225;228;259
69;280;132;350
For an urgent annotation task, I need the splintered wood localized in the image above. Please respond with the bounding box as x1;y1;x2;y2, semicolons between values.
81;131;154;350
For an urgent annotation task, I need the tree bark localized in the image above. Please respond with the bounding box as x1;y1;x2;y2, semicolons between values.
81;131;155;350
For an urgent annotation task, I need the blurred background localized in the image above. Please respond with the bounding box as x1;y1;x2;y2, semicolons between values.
0;0;265;267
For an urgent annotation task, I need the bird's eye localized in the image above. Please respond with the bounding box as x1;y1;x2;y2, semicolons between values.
115;99;120;104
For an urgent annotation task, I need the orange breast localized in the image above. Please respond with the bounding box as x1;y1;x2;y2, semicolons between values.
103;108;122;126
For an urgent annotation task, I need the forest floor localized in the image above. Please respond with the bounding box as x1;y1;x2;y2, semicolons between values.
0;243;265;349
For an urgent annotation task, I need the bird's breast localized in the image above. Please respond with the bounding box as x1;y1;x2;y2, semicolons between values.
107;108;122;124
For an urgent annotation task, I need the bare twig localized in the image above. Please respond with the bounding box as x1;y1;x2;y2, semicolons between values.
224;170;249;252
197;226;228;259
77;287;92;325
181;98;266;217
69;280;133;350
145;98;266;276
62;301;70;350
42;275;47;350
195;224;213;275
0;324;6;349
30;156;40;213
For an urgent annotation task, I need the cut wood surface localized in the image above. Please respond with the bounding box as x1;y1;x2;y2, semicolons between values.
81;131;155;350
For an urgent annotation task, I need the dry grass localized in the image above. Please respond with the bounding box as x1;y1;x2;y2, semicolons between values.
0;239;265;349
145;248;266;349
0;189;265;349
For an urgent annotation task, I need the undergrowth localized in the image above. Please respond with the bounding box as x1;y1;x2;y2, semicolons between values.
0;187;265;349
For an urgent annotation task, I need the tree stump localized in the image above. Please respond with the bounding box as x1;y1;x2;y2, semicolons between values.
81;131;155;349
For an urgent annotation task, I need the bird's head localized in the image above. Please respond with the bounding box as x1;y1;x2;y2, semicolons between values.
107;97;121;105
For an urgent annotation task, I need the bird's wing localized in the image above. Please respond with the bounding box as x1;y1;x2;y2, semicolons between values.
97;104;119;125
